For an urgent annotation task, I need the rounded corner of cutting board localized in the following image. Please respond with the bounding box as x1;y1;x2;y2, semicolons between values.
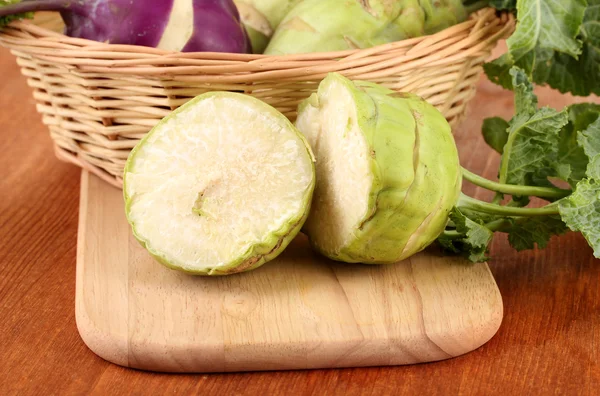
479;266;504;346
75;170;130;369
74;296;130;368
441;266;504;358
392;253;504;362
76;170;505;372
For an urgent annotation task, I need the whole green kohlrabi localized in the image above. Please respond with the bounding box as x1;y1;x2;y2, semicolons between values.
295;73;462;264
234;0;302;53
264;0;470;55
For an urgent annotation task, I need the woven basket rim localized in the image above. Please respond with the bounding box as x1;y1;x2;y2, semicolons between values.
0;8;515;189
0;8;513;61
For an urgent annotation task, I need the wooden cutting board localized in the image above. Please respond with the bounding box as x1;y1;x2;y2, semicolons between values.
76;170;503;373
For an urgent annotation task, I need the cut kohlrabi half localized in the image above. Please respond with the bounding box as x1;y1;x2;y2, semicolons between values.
124;92;315;275
296;73;461;264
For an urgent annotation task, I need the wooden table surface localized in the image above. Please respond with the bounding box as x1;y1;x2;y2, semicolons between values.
1;44;599;395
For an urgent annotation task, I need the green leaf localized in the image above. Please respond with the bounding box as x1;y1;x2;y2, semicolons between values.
438;208;494;262
511;67;538;114
483;53;515;89
558;178;600;258
482;117;510;154
510;193;532;207
486;50;542;91
0;0;33;27
489;0;517;10
506;216;568;251
575;103;600;180
578;115;600;179
497;69;569;193
500;106;569;186
555;103;600;186
453;206;498;224
587;156;600;179
485;0;589;94
531;1;600;96
509;0;585;60
570;103;600;132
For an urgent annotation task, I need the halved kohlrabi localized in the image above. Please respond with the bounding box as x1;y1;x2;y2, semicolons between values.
124;92;315;275
296;73;462;264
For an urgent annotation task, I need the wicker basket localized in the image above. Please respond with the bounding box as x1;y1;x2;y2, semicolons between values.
0;9;513;188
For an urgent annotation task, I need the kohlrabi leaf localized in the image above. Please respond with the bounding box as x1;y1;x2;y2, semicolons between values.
558;178;600;258
484;53;515;89
488;0;517;10
556;103;600;185
498;68;569;187
512;67;538;114
570;103;600;132
506;216;568;251
438;208;494;263
0;0;32;27
485;0;588;93
531;1;600;96
500;105;568;186
482;117;510;154
509;0;585;60
577;115;600;180
586;156;600;179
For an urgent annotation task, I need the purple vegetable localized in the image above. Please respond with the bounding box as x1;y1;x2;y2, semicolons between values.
0;0;252;53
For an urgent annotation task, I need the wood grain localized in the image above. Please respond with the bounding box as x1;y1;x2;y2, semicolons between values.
1;44;599;394
76;172;502;372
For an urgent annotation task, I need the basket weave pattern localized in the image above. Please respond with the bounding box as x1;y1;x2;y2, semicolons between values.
0;9;513;188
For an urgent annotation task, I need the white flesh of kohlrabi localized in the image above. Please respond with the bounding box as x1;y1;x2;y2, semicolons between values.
125;95;314;274
296;80;373;255
157;0;195;51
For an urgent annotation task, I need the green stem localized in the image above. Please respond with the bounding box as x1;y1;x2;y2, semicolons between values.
491;193;503;205
462;168;571;199
443;218;509;239
464;0;490;14
441;230;462;239
482;218;509;231
457;193;560;216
